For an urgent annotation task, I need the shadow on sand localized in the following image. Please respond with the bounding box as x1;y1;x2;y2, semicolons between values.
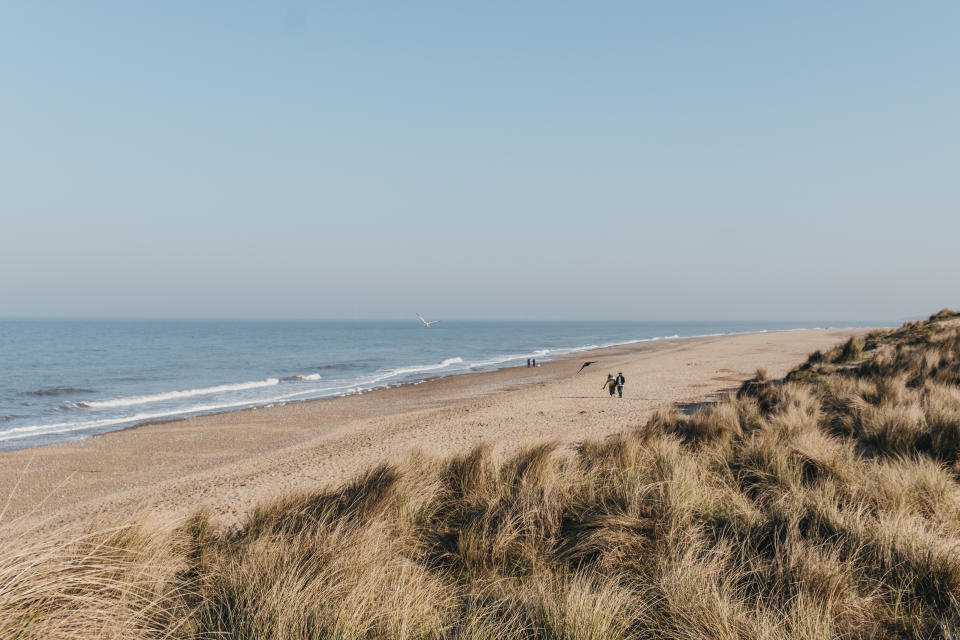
675;401;712;416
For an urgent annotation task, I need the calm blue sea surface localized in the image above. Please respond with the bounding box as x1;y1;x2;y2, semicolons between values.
0;320;878;451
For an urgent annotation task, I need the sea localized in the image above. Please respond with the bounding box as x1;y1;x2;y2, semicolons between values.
0;319;879;451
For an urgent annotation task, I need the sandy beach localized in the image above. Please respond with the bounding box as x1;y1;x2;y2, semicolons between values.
0;328;867;536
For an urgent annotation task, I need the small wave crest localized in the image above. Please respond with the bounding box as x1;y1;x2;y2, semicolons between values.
279;374;323;382
72;378;281;409
357;357;465;387
390;357;464;377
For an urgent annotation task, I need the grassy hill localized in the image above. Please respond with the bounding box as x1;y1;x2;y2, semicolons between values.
4;311;960;639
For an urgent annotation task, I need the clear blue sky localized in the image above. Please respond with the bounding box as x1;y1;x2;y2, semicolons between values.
2;2;957;321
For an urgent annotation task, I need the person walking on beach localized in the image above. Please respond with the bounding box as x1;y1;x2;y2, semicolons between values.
615;372;625;398
527;358;531;368
603;374;617;397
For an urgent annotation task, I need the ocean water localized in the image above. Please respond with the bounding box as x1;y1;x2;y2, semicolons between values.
0;320;874;451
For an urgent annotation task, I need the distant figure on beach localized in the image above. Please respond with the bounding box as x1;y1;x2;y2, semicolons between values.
532;358;537;367
527;358;531;368
603;374;617;397
615;372;625;398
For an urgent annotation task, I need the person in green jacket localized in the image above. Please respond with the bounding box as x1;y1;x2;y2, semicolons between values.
603;374;617;397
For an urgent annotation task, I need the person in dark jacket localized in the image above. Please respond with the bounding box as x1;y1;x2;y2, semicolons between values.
615;372;625;398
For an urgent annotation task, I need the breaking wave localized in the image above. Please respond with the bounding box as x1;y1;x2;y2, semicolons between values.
72;378;281;409
279;374;323;382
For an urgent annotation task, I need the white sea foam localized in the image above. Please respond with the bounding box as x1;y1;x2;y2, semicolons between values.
280;373;323;382
0;385;347;443
74;378;281;409
0;403;247;442
389;357;464;376
562;344;602;353
356;357;466;387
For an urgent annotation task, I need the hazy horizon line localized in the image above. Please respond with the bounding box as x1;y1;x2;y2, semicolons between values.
0;315;904;324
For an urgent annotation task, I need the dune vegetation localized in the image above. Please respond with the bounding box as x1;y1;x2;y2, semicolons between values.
4;311;960;639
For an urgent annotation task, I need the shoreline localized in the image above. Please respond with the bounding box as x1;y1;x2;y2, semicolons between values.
1;325;880;454
0;327;872;537
109;325;870;436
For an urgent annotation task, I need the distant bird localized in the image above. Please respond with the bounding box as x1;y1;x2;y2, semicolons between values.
577;361;598;374
417;313;441;328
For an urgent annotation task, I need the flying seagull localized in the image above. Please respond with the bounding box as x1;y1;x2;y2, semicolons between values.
417;313;441;328
577;361;598;375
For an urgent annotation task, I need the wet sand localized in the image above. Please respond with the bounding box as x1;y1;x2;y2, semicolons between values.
0;328;867;536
